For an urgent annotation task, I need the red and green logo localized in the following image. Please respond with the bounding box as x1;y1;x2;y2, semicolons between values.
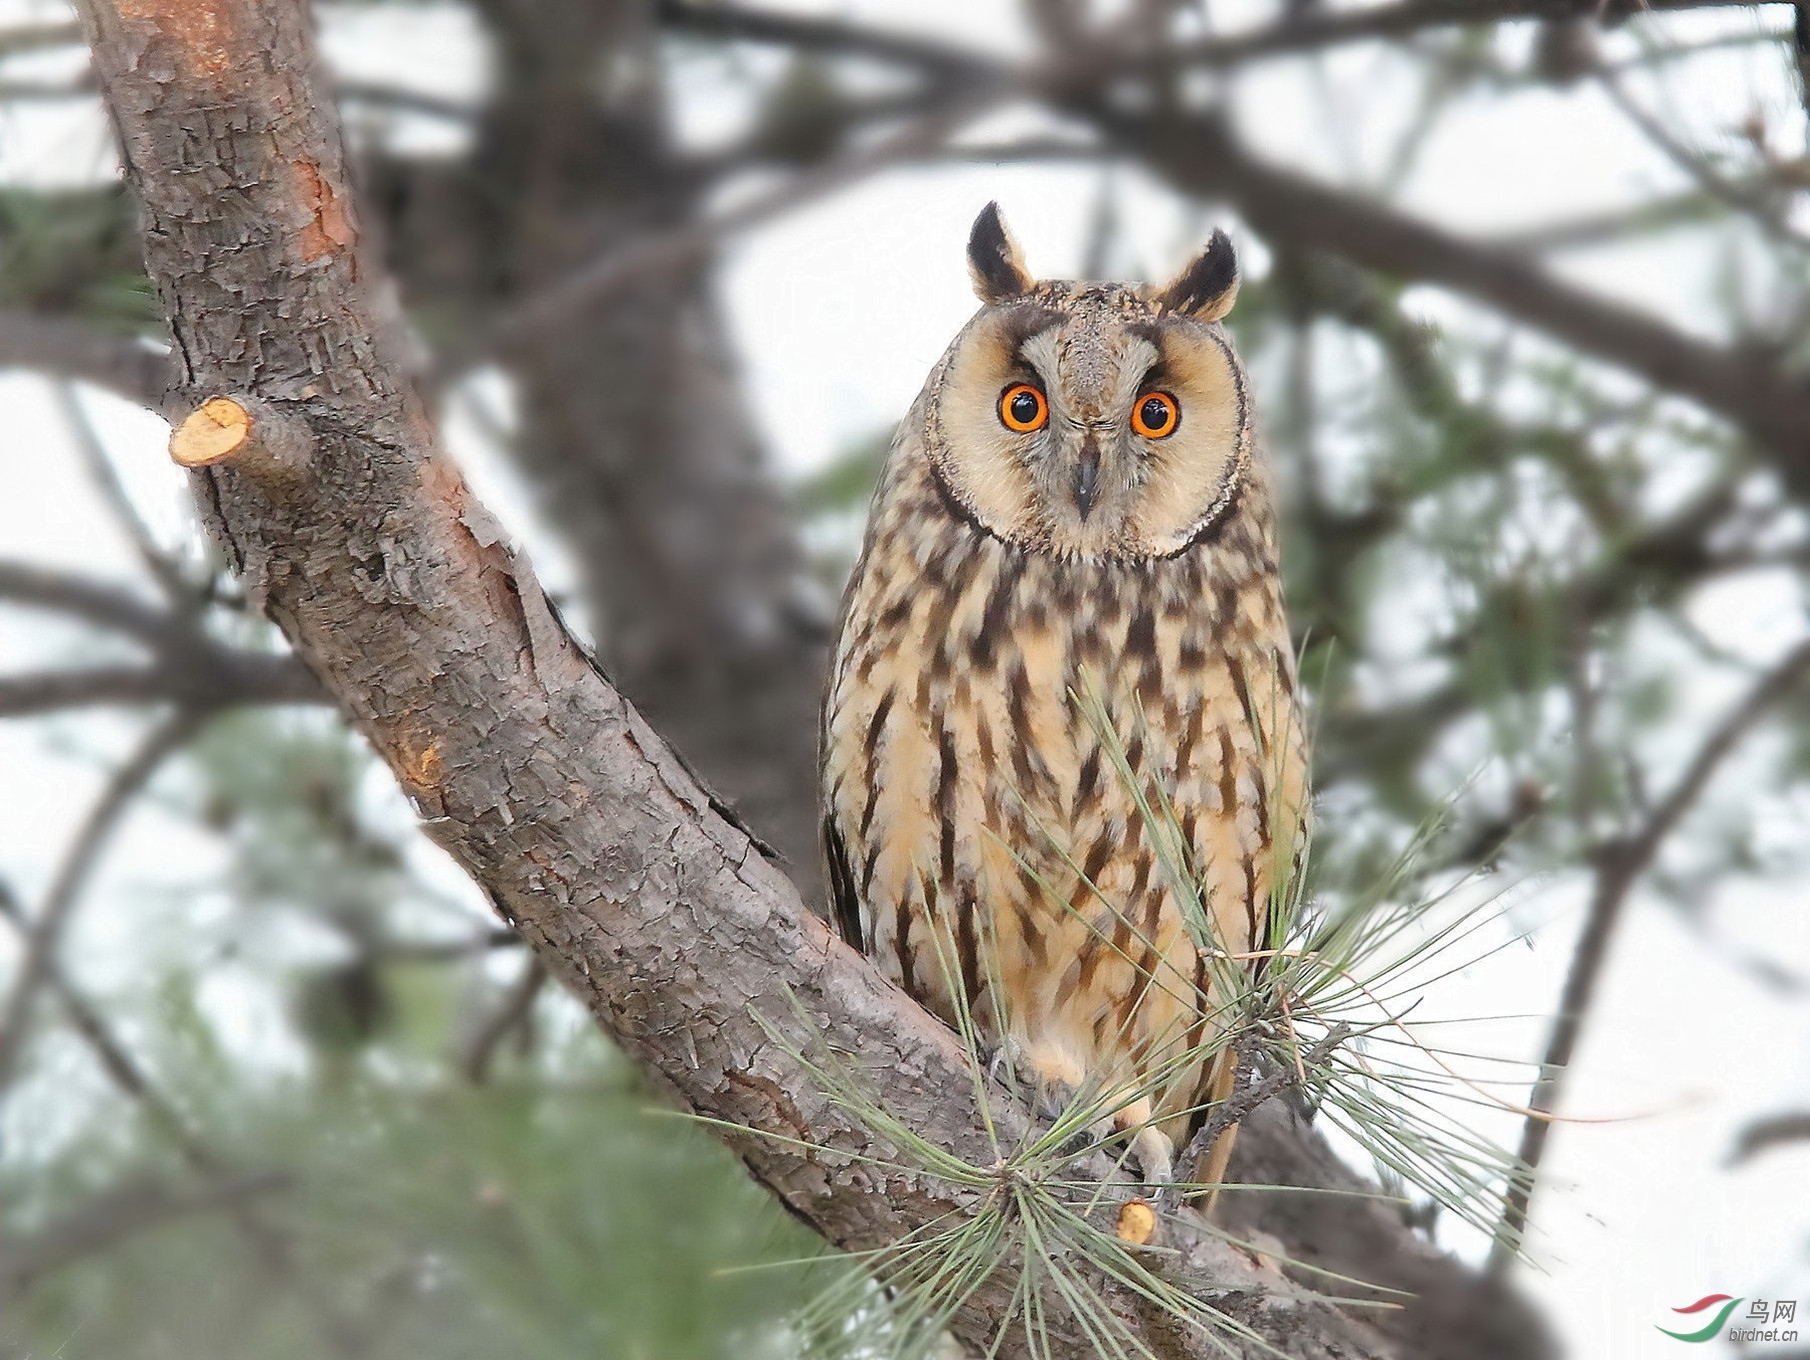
1658;1295;1742;1343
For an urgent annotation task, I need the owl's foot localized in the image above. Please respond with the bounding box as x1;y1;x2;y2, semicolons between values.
986;1044;1176;1189
987;1041;1101;1159
1127;1124;1174;1192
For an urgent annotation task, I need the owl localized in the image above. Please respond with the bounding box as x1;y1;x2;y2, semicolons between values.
820;204;1308;1191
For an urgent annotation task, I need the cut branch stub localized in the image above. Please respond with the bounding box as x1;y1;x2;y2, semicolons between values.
169;397;251;468
168;396;312;479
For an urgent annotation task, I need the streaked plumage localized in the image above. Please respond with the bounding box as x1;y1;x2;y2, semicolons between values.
820;205;1308;1187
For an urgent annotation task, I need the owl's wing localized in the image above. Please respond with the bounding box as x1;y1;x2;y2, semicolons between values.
823;814;865;953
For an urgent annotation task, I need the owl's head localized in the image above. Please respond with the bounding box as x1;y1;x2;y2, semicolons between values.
922;202;1252;561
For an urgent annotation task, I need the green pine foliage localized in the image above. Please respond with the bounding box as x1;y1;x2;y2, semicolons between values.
1;711;823;1360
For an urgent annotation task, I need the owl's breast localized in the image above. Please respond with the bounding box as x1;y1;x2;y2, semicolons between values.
821;483;1307;1108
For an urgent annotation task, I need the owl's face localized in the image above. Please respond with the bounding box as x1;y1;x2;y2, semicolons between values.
923;204;1251;562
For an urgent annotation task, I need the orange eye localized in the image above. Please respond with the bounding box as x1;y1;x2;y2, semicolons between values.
1132;391;1179;439
999;383;1048;433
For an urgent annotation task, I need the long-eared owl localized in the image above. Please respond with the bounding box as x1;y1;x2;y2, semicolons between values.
820;204;1309;1187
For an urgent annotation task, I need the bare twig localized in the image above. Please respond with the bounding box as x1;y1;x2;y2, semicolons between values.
1795;1;1810;131
0;886;223;1174
1492;636;1810;1267
0;20;83;58
0;895;367;1357
1173;1024;1354;1204
0;1171;290;1302
657;1;993;82
0;560;174;642
55;381;193;602
0;654;324;719
1155;0;1760;70
0;558;324;715
1596;66;1810;253
374;927;522;962
940;137;1110;163
0;310;169;407
661;0;1758;80
1727;1110;1810;1166
459;958;547;1083
335;80;475;123
1488;185;1754;252
0;77;94;100
480;104;984;357
0;710;201;1093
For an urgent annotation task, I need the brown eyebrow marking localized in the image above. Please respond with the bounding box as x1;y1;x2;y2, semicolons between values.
1139;359;1175;391
996;302;1064;359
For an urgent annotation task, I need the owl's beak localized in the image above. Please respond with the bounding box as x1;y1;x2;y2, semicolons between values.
1073;440;1101;521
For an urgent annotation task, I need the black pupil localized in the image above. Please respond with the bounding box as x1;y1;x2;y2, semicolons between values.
1141;397;1170;430
1009;390;1040;425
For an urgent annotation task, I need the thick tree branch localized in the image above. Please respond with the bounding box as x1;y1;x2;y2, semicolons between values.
72;2;1411;1355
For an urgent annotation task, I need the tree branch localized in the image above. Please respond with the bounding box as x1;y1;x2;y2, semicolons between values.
0;560;176;642
661;6;1810;469
0;654;323;718
1158;0;1764;68
1170;1025;1353;1210
0;710;200;1092
0;558;327;715
0;889;366;1354
661;0;1763;80
477;105;979;358
1727;1110;1810;1165
74;1;1406;1354
0;1171;289;1303
0;309;170;406
1595;65;1810;254
0;20;83;58
1086;105;1810;467
458;957;546;1083
1493;635;1810;1264
57;381;194;601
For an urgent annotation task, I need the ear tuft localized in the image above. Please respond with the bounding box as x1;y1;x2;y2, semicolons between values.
1156;229;1239;321
967;202;1035;303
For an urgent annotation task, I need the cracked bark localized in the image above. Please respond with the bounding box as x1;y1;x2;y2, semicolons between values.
74;0;1554;1355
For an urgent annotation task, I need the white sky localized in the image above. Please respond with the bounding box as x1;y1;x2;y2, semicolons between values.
2;1;1810;1356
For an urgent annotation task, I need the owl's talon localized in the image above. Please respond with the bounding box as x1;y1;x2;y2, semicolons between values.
1130;1126;1174;1193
